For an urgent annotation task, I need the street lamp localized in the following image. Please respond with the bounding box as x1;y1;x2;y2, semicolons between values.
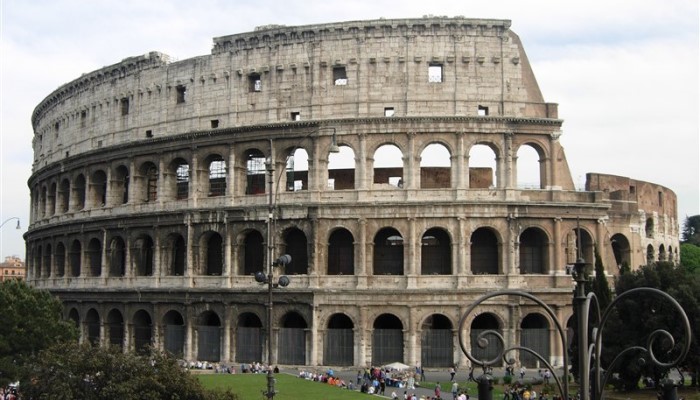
0;217;21;230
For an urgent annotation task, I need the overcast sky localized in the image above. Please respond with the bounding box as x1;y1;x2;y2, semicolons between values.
1;0;698;260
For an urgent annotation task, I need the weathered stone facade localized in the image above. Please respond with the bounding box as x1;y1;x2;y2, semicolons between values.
26;17;678;369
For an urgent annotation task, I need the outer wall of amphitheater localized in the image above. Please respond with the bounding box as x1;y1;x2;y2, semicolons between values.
25;17;678;369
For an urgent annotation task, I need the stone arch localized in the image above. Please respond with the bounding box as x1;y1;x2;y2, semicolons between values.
328;145;356;190
107;308;124;348
420;142;452;189
647;244;655;264
69;239;82;277
43;243;52;278
55;241;66;277
328;228;354;275
520;313;550;367
205;153;226;197
373;144;404;187
73;173;86;210
284;147;309;191
67;308;80;329
242;229;264;276
610;233;631;269
645;217;654;238
197;311;221;362
283;227;308;275
199;231;223;276
162;310;185;357
168;157;190;200
373;227;404;275
57;178;70;213
132;234;154;276
139;161;158;203
471;227;500;274
164;233;186;276
89;169;107;208
244;148;266;195
113;165;129;205
324;313;355;366
48;181;57;216
108;236;126;277
87;237;102;277
35;245;43;278
85;308;101;345
372;313;404;365
658;244;666;261
133;309;153;354
565;226;595;265
470;313;503;363
468;143;499;188
421;227;452;275
515;142;546;189
421;313;453;367
236;312;263;363
519;227;549;274
279;311;308;365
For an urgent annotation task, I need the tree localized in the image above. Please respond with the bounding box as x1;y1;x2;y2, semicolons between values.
605;262;699;390
0;279;77;386
682;215;700;246
21;342;238;399
592;248;612;311
680;243;700;273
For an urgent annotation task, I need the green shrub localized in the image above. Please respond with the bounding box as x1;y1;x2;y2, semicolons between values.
503;375;513;384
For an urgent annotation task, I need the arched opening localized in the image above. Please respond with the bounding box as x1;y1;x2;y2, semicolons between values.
206;154;226;197
89;170;107;207
236;313;263;363
520;228;548;274
85;309;100;345
114;165;129;204
243;230;264;275
420;143;451;189
283;228;308;275
169;158;189;200
658;244;666;261
197;311;221;362
73;174;86;210
39;186;47;218
372;314;404;365
67;308;80;329
647;244;655;265
55;242;66;277
57;179;70;213
324;314;354;366
373;144;403;187
471;228;499;274
35;246;42;278
328;229;354;275
610;234;631;269
645;218;654;238
87;238;102;277
285;148;309;191
133;310;153;354
69;239;81;277
421;228;451;275
48;182;56;216
140;162;158;203
516;144;543;189
163;310;185;358
245;149;266;195
202;232;223;275
566;228;594;265
471;313;503;362
133;235;154;276
421;314;453;367
520;314;550;367
468;144;497;188
373;228;404;275
43;244;52;278
278;312;307;365
109;237;126;277
328;145;355;190
107;309;124;349
168;234;186;276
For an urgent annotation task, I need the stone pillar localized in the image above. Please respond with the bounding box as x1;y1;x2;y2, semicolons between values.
407;308;416;367
100;229;108;278
185;307;195;361
152;226;161;280
503;131;514;189
407;218;417;276
405;132;417;189
186;214;194;278
506;216;518;275
224;220;232;279
553;218;563;273
596;218;608;273
549;131;562;188
127;159;137;204
190;151;200;206
456;132;467;189
358;133;368;190
309;316;319;366
358;306;369;366
227;145;236;198
458;217;468;275
357;218;368;287
223;306;233;363
157;156;165;206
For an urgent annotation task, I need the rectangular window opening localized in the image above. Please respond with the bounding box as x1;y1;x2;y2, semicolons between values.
146;130;153;138
120;98;130;116
176;85;187;103
249;74;262;92
478;106;489;116
211;119;219;129
428;64;443;83
333;66;348;85
629;185;636;194
80;111;87;128
291;112;301;121
658;191;663;206
384;107;395;117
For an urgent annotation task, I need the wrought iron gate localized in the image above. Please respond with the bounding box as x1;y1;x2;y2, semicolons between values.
324;329;354;366
421;329;453;367
164;324;185;358
236;327;262;363
197;325;221;362
520;328;549;367
372;329;403;365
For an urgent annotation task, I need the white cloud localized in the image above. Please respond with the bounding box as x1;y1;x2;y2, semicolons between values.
1;0;698;258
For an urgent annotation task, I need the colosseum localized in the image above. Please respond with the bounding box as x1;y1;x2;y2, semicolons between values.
26;16;678;369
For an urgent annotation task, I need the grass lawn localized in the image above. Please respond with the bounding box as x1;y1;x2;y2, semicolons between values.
198;373;371;400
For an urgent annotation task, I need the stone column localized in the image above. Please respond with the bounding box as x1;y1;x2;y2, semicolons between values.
549;131;562;188
357;218;368;287
190;151;200;207
100;229;108;278
503;131;514;189
406;307;416;367
227;145;236;198
222;306;232;363
553;218;563;273
596;218;607;273
358;133;368;190
157;156;165;206
186;214;194;279
405;132;417;189
358;306;369;366
407;218;417;276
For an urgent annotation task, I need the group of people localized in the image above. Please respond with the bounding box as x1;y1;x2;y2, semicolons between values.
0;386;18;400
298;369;350;389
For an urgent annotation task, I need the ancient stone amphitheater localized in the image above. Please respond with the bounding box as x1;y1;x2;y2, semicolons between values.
26;17;678;369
